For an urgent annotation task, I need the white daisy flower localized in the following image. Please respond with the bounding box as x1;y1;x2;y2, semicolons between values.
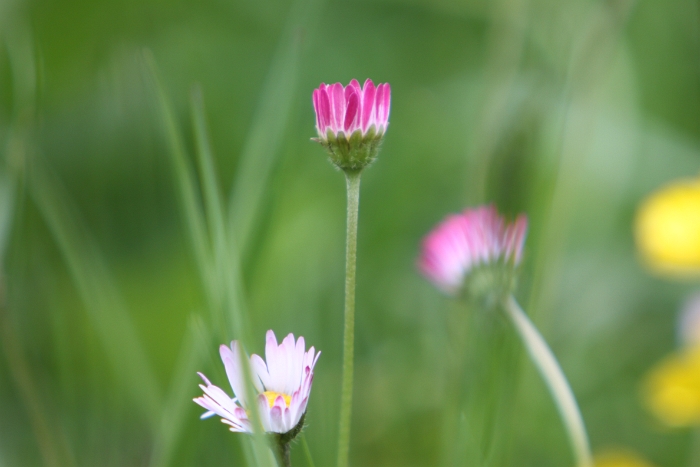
194;330;320;435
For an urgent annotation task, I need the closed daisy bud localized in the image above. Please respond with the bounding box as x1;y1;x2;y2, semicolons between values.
312;79;390;172
418;204;528;303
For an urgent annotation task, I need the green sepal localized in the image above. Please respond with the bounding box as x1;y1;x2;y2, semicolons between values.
459;260;520;311
314;125;386;172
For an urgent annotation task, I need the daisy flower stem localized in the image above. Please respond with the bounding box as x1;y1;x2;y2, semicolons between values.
276;440;292;467
504;295;593;467
337;170;361;467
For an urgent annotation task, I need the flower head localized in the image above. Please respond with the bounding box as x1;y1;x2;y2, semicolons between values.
643;346;700;427
312;79;390;171
194;330;320;435
418;205;528;300
642;294;700;428
635;178;700;277
594;449;657;467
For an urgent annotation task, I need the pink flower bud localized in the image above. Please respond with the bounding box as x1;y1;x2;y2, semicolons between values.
312;79;390;171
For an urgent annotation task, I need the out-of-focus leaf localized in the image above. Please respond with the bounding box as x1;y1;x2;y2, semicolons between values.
28;156;161;425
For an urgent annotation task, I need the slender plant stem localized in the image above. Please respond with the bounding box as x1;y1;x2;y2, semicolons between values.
504;295;593;467
337;170;361;467
277;441;291;467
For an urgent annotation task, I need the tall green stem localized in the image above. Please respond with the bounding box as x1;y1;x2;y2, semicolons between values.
337;170;361;467
504;295;593;467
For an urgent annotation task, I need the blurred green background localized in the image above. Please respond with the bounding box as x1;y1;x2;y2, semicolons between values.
1;0;699;465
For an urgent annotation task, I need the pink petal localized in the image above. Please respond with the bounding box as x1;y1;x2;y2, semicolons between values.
318;85;331;133
312;88;321;130
348;79;361;94
361;79;376;132
375;83;390;127
344;87;360;133
329;83;345;132
381;83;391;123
274;395;286;410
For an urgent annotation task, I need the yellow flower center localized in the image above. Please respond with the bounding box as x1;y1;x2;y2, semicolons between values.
263;391;292;408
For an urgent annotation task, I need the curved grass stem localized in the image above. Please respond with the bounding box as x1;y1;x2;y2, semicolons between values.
504;295;593;467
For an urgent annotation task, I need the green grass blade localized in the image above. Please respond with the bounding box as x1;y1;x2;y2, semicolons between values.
141;50;217;320
301;434;317;467
0;301;68;467
226;0;316;256
149;314;210;467
0;167;74;467
0;28;75;467
191;85;276;467
190;85;241;340
28;156;161;426
0;172;16;260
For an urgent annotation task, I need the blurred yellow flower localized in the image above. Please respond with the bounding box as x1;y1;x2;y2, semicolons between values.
643;346;700;426
594;449;656;467
635;178;700;277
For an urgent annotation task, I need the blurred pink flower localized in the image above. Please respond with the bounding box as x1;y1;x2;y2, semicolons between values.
194;330;320;434
313;79;390;139
418;205;528;295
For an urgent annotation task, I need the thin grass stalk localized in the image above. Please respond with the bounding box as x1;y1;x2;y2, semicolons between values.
0;300;68;467
0;170;73;467
148;316;210;467
504;295;592;467
190;87;276;467
225;0;326;259
29;157;161;425
141;50;219;327
145;60;274;465
191;85;241;338
337;171;361;467
0;27;74;467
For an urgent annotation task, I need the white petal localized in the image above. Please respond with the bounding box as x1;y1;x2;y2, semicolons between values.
257;394;272;432
270;405;283;433
282;407;292;432
250;354;270;391
292;336;306;390
265;330;283;391
220;342;247;403
280;333;296;393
